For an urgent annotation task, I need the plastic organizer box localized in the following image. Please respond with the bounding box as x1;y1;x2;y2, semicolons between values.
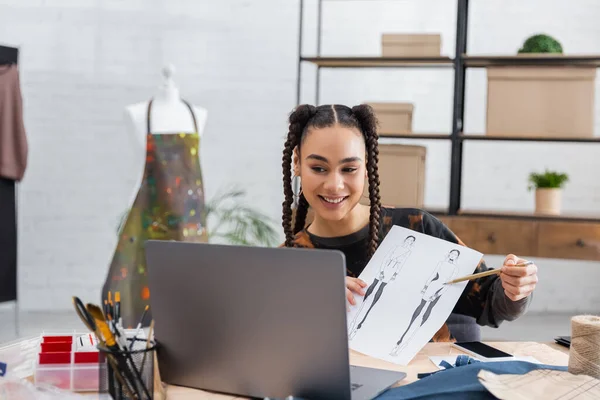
34;331;107;392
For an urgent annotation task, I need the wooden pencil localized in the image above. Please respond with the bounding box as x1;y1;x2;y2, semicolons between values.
445;261;533;284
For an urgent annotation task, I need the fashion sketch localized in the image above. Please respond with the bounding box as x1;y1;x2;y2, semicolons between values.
348;235;416;340
389;249;460;356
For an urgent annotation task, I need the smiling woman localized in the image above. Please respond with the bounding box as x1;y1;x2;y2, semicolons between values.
279;103;539;344
282;104;380;257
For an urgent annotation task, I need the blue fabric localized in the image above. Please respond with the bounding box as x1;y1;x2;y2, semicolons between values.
0;361;6;377
375;361;568;400
418;355;481;379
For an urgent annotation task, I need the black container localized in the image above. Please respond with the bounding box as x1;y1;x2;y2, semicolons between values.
98;338;157;400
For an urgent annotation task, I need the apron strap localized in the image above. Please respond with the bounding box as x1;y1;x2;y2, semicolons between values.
146;99;154;134
146;98;198;134
182;99;199;133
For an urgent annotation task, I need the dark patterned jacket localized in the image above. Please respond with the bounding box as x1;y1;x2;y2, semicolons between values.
286;207;531;342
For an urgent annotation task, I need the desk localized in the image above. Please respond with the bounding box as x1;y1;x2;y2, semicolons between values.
162;341;569;399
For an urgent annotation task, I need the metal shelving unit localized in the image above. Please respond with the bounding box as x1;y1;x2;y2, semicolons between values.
295;0;600;219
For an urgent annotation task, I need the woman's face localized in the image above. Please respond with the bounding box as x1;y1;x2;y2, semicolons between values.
295;124;366;222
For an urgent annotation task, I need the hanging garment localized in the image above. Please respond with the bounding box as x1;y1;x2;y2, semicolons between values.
0;64;27;181
102;99;208;328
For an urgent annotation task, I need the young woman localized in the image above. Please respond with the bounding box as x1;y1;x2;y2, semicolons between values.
281;103;538;342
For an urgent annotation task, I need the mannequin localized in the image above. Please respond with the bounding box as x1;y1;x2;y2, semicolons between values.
122;64;208;210
102;64;209;328
125;64;207;146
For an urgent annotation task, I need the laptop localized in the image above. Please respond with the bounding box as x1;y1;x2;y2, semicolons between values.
145;241;406;400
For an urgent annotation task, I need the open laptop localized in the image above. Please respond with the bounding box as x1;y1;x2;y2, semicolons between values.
145;240;406;400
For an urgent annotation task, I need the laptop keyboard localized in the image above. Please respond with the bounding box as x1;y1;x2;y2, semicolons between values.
351;383;363;391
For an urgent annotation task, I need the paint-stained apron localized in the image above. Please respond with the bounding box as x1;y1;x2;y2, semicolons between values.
102;99;208;328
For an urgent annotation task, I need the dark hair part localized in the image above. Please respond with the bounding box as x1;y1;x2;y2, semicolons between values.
449;249;460;257
282;104;381;258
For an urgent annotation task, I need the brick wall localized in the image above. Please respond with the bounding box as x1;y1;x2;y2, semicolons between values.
0;0;598;312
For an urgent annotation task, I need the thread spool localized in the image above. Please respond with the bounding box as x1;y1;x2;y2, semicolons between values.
568;315;600;378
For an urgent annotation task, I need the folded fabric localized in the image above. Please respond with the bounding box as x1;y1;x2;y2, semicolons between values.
375;361;568;400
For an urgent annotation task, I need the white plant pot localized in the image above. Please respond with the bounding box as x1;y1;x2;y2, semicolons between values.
535;188;562;215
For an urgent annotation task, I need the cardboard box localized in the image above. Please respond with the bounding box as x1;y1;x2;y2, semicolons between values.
369;102;414;135
381;34;441;57
486;66;596;137
361;144;426;208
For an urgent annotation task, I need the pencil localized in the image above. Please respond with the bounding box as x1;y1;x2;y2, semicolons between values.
445;261;533;285
129;305;150;351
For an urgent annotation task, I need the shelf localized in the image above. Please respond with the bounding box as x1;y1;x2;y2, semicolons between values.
303;55;600;68
459;134;600;143
446;209;600;223
463;54;600;68
378;134;600;142
301;56;454;68
379;134;451;140
297;2;600;224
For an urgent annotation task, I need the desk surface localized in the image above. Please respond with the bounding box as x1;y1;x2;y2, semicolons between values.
161;341;570;399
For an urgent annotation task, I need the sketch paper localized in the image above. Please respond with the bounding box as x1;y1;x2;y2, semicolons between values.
346;225;483;365
478;369;600;400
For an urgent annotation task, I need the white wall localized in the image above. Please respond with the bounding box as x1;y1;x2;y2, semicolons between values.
0;0;598;312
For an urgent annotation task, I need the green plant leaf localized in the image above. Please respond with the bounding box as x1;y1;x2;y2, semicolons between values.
518;33;563;54
527;169;569;190
205;186;279;247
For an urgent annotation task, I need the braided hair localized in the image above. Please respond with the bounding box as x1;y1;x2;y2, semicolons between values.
281;104;381;259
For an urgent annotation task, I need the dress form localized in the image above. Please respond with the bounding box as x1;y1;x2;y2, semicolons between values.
123;65;208;209
125;64;208;148
105;65;209;327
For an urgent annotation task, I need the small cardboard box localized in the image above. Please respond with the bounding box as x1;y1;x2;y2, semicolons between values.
486;66;596;137
381;33;441;57
361;144;426;208
369;102;414;135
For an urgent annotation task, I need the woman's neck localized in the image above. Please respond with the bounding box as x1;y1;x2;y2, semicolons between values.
308;203;371;238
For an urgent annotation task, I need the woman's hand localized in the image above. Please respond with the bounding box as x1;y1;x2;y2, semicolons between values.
346;277;367;309
500;254;538;301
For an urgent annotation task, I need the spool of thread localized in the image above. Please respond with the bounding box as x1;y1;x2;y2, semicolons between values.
568;315;600;379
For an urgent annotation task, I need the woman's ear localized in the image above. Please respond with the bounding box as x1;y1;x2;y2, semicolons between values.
293;147;300;176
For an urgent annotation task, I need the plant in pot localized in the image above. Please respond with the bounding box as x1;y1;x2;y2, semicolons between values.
527;169;569;215
517;33;563;54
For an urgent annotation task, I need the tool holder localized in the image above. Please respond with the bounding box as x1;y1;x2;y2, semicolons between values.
98;338;157;400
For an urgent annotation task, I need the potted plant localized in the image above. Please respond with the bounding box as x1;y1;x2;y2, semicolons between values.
517;33;563;54
528;169;569;215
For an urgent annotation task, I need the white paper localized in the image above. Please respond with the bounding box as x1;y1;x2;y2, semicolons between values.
478;369;600;400
346;225;483;365
428;355;542;370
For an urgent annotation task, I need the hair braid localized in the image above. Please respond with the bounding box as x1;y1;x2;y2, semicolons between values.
282;105;317;246
352;104;381;258
293;193;309;234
